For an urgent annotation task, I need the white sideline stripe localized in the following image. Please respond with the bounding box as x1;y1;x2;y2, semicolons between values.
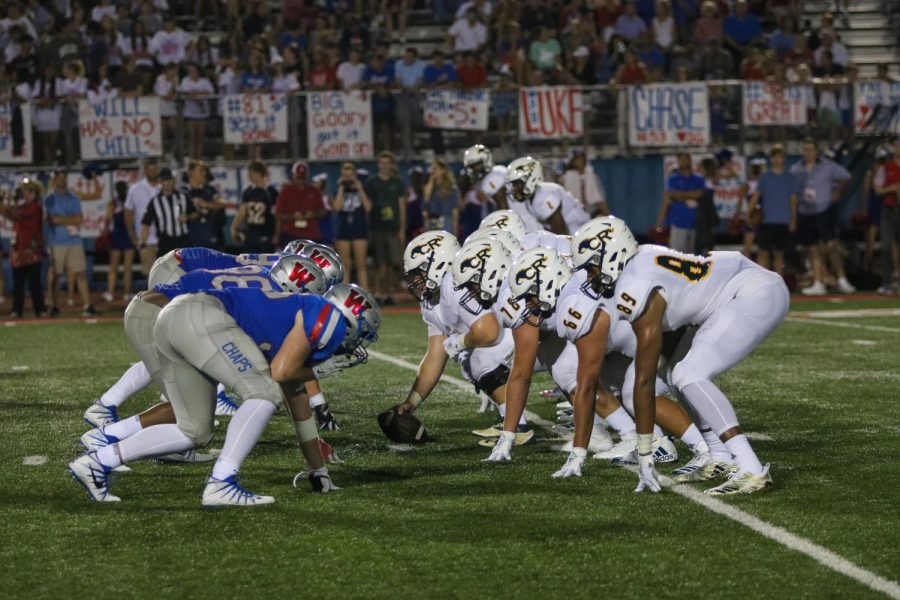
368;349;900;599
22;455;48;466
790;308;900;319
785;316;900;333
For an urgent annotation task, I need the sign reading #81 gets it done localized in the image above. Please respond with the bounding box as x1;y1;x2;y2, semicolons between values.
307;91;374;161
628;82;710;147
223;94;289;144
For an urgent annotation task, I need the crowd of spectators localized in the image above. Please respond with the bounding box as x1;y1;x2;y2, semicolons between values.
2;0;897;164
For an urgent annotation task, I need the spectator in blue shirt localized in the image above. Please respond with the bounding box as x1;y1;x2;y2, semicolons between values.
43;172;99;316
615;1;647;42
767;15;798;59
240;51;272;91
363;55;395;152
394;48;427;161
635;30;665;78
723;0;762;55
657;152;705;253
750;145;798;276
423;50;458;88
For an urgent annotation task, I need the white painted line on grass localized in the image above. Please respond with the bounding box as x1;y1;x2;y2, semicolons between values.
22;455;48;466
368;349;900;599
785;316;900;333
790;308;900;319
745;432;774;441
11;365;30;371
850;340;879;346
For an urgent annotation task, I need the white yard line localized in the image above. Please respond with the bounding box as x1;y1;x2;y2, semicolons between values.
790;308;900;319
785;316;900;334
368;349;900;599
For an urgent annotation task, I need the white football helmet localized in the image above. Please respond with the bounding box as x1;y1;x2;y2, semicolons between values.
570;216;638;299
403;230;460;304
302;244;344;289
463;144;493;180
466;228;522;255
479;209;528;240
324;283;381;365
452;239;512;314
507;247;572;327
283;239;316;255
269;255;327;295
505;156;543;202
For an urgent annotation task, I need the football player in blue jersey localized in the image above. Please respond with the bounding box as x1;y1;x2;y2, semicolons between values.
68;282;380;506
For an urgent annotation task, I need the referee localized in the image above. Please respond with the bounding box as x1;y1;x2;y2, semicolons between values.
139;168;196;257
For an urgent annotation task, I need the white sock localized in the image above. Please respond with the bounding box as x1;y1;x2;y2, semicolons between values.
216;382;226;396
725;434;764;475
604;407;635;436
308;393;326;408
653;425;664;438
679;424;704;450
497;403;507;418
211;399;277;480
99;362;152;408
102;415;142;441
99;423;194;467
702;429;732;462
518;413;527;426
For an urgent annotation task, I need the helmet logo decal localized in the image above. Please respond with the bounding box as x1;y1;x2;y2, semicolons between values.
309;249;332;270
409;238;443;258
287;262;315;287
577;228;614;253
492;216;508;228
344;289;373;316
460;246;492;272
515;255;548;285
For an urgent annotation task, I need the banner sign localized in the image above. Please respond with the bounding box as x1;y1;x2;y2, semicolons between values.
307;91;373;160
742;82;806;126
223;93;289;144
854;81;900;134
211;164;242;217
629;83;710;147
78;96;162;159
423;89;490;131
518;87;583;139
0;102;33;164
67;172;107;239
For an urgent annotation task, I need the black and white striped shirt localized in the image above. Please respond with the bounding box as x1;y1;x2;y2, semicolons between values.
141;189;195;239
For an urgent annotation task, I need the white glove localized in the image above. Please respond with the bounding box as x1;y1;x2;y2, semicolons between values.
312;354;354;379
634;452;662;493
483;431;514;462
552;448;587;478
443;334;467;360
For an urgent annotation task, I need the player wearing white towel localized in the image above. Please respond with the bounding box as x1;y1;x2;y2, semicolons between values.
569;217;788;495
505;156;590;235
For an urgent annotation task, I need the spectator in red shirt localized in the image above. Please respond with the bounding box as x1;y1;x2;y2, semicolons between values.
595;0;623;32
614;49;649;84
1;179;47;318
456;52;487;88
274;161;329;246
307;48;337;90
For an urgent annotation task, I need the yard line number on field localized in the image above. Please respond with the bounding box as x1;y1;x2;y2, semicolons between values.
367;349;900;600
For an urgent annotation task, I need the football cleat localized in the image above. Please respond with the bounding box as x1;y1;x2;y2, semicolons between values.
201;476;275;506
477;425;534;447
292;470;341;492
704;465;773;496
540;387;564;399
593;434;637;460
611;436;679;465
556;400;573;410
215;391;239;416
560;427;614;453
472;421;504;438
80;427;119;452
83;401;119;428
68;452;120;502
672;459;737;483
157;449;216;463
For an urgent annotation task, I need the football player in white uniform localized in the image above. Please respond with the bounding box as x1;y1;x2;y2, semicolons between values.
479;247;707;466
393;231;533;443
569;217;789;495
506;156;590;235
464;144;543;233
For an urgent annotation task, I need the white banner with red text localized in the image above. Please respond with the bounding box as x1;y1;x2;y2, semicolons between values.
306;91;373;161
518;87;584;140
423;89;490;131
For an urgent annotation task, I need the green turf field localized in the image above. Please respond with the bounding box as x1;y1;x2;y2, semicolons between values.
1;299;899;599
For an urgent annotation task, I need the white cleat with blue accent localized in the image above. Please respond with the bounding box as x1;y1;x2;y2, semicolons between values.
83;401;119;428
68;452;121;502
79;428;131;472
214;391;239;416
201;476;275;507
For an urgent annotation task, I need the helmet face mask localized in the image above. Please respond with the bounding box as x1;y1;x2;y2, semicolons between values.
466;159;489;180
508;247;571;328
324;283;381;365
505;156;543;203
404;265;437;304
403;231;460;305
508;179;529;202
571;217;638;301
463;144;493;180
452;239;511;316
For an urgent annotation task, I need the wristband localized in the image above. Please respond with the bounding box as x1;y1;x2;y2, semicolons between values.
407;390;424;408
572;447;588;459
637;433;653;455
500;430;516;442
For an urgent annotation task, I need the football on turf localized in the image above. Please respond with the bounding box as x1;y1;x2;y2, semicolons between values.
377;409;433;444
